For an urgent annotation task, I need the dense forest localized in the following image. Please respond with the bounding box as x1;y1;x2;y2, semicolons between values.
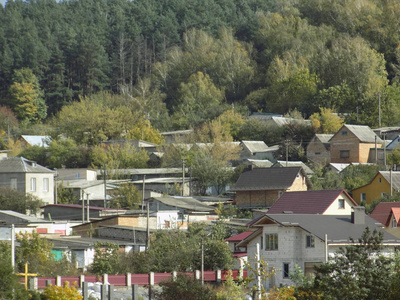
1;0;400;133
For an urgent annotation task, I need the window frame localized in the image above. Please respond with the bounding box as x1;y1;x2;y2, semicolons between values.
283;263;290;278
338;199;345;209
30;177;36;192
265;233;279;251
43;178;49;192
306;235;315;248
340;150;350;158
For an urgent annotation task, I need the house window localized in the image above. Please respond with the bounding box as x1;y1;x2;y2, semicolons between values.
379;178;382;183
43;178;49;192
306;235;315;248
278;191;283;198
261;235;263;250
338;199;345;209
340;150;350;158
382;192;387;197
75;173;81;179
30;178;36;192
315;152;321;155
283;263;290;278
10;178;17;189
360;193;366;204
341;131;348;135
393;218;398;228
265;233;278;250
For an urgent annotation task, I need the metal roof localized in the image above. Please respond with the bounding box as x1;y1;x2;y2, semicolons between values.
379;171;400;191
0;157;53;173
149;196;215;212
231;167;305;191
267;190;357;214
21;135;51;147
241;141;269;153
273;161;314;175
0;210;51;223
340;125;383;143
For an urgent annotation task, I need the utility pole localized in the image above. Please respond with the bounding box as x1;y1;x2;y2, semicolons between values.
142;175;146;211
201;238;204;285
54;168;58;205
81;190;85;223
11;224;15;271
103;164;107;208
285;140;289;167
375;136;378;164
146;200;150;251
86;193;90;222
378;92;381;128
182;159;185;196
383;132;387;168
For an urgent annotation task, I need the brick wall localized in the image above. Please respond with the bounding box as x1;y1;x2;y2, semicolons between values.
307;141;330;165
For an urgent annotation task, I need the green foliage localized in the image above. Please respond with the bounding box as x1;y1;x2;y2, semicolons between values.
56;184;77;205
109;183;141;209
314;227;391;300
91;242;120;275
0;187;43;214
216;270;247;300
154;274;217;300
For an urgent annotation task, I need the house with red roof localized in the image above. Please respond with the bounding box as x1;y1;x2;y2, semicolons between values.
370;202;400;238
267;189;358;215
226;231;254;270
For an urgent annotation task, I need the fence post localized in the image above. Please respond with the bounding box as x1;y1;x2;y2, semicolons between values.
101;284;107;300
80;275;85;288
195;270;201;280
28;278;38;290
103;273;108;284
172;271;177;281
132;284;139;300
217;269;222;283
46;280;52;287
82;282;88;300
126;272;132;287
56;275;62;286
108;284;114;299
148;272;154;300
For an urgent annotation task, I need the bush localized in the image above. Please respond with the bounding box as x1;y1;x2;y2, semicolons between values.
42;281;82;300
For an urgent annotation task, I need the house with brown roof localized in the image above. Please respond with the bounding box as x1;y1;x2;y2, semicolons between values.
306;134;333;165
330;124;382;163
352;171;400;205
267;190;357;215
370;202;400;238
230;167;312;208
226;231;254;270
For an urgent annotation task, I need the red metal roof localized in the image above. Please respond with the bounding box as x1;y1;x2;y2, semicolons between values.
267;189;357;214
370;202;400;226
226;231;254;242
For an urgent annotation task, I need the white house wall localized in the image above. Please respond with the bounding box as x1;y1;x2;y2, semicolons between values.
324;195;355;215
25;173;54;205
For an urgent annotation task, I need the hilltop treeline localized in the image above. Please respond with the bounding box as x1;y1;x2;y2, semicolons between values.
1;0;400;130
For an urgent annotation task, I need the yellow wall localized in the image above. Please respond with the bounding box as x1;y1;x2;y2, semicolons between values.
352;173;391;205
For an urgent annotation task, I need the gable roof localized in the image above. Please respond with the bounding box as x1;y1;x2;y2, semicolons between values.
392;208;400;225
226;231;254;242
316;134;334;145
231;167;306;191
379;171;400;191
21;135;51;147
0;157;53;173
386;136;400;149
241;141;269;153
370;202;400;226
273;161;314;175
247;214;400;244
0;210;51;224
267;189;357;214
335;125;383;143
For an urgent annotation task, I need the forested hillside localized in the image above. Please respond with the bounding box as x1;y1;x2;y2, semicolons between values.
1;0;400;132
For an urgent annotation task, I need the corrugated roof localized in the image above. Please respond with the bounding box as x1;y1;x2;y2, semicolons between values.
316;134;334;144
241;141;269;153
0;157;53;173
246;159;273;168
149;196;215;212
254;214;400;243
0;210;51;223
267;190;357;214
226;231;254;242
370;202;400;226
343;125;383;143
379;171;400;191
274;161;314;175
231;167;304;191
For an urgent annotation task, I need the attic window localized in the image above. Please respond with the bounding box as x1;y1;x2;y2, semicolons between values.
338;199;345;209
342;131;348;135
393;218;397;228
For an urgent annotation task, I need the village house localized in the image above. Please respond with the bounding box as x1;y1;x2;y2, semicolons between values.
239;207;400;288
230;167;312;208
0;157;55;204
306;134;333;165
329;124;382;164
370;202;400;238
352;171;400;205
